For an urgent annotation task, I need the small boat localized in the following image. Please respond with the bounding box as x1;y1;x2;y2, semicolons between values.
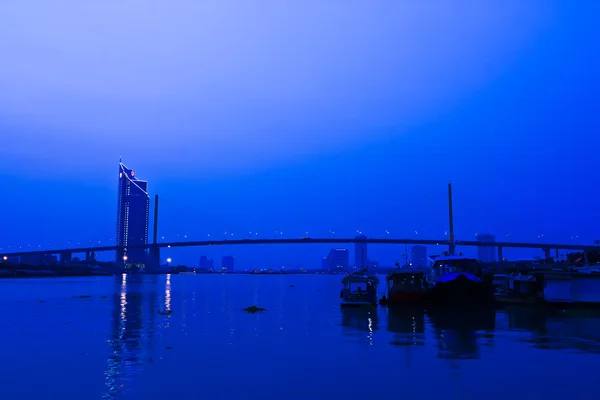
340;269;379;307
542;270;600;306
380;269;430;306
494;273;541;305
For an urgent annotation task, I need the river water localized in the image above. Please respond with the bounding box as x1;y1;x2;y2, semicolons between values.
0;274;599;399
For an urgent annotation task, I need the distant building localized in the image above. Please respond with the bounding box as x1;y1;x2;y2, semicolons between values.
354;234;368;268
221;256;235;272
20;254;57;265
477;234;496;263
324;248;349;272
116;160;150;266
199;256;214;270
411;245;429;268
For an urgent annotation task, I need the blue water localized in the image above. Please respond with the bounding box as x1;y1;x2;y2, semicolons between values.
1;274;599;399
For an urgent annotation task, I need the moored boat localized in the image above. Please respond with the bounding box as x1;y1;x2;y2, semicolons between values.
542;270;600;307
380;269;429;306
494;273;542;305
427;256;495;306
340;270;379;307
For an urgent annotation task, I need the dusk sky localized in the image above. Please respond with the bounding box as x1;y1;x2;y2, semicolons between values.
1;1;599;268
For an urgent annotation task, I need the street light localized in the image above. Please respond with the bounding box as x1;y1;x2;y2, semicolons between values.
166;258;172;265
123;255;128;261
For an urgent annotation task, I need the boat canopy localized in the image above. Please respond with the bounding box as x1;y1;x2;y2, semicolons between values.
435;272;481;283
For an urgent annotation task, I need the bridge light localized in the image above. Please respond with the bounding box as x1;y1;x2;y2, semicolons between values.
166;258;172;263
123;255;128;261
2;256;7;261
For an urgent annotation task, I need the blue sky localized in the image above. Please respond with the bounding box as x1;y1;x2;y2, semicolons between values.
1;1;599;268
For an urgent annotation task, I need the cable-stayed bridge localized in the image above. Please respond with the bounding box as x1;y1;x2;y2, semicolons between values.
1;184;597;264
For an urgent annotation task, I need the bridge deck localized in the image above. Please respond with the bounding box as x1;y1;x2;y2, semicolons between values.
1;238;597;258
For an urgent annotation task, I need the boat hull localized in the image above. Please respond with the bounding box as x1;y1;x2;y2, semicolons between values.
341;301;377;308
427;274;495;306
383;290;427;306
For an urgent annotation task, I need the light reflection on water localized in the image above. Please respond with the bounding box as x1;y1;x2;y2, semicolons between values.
1;274;600;399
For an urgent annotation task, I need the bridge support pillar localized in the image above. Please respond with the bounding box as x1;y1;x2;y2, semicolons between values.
543;247;551;261
148;246;161;273
448;243;456;257
498;246;503;262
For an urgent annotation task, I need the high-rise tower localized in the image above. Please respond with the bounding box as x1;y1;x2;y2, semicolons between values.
354;234;368;269
116;160;149;265
476;234;497;263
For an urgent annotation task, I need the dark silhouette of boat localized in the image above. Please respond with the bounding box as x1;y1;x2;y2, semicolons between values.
426;256;495;306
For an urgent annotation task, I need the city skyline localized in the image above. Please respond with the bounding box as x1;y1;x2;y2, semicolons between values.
1;1;599;269
0;158;597;269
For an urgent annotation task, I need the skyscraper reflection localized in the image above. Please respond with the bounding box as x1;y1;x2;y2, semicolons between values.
103;274;159;399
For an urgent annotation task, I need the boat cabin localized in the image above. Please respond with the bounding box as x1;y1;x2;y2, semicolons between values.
542;271;600;304
340;273;379;306
381;269;431;304
386;269;429;293
430;256;482;282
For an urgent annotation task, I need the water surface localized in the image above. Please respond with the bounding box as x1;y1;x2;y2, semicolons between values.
1;274;599;399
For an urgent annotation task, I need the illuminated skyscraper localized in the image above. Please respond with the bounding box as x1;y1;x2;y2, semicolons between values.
116;160;149;265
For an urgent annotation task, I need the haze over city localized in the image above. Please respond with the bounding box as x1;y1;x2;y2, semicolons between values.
1;1;599;269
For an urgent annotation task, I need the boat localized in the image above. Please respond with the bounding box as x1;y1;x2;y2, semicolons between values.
542;270;600;306
494;273;542;305
340;269;379;307
380;269;430;306
426;256;495;306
